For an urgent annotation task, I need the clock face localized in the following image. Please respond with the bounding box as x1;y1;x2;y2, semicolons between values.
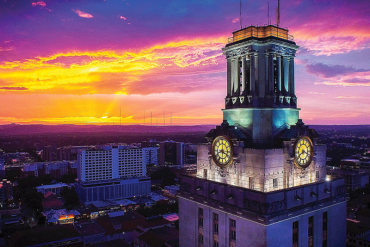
212;136;233;168
293;136;313;169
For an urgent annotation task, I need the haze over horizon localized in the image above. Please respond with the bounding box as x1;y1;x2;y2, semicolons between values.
1;0;370;125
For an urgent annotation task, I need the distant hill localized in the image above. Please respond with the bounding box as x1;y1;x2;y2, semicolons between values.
0;124;216;136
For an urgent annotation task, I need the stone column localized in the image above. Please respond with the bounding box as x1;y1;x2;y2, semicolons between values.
241;56;246;95
268;53;274;95
250;54;255;94
233;59;239;95
227;59;231;96
276;55;282;95
283;56;290;94
289;57;295;97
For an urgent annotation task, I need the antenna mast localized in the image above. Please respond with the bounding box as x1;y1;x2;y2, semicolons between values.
277;0;280;27
240;0;242;29
268;2;270;25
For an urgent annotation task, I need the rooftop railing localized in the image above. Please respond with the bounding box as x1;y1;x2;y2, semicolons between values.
228;25;294;44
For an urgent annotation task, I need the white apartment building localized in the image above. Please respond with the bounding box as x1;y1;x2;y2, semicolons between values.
77;146;156;182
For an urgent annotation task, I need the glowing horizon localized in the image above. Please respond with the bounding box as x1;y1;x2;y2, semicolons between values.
1;0;370;125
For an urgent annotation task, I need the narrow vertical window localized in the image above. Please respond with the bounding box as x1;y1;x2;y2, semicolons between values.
308;216;314;247
203;169;207;179
213;213;219;234
198;234;203;246
273;178;278;188
198;208;204;247
293;221;299;247
229;218;236;246
198;208;203;227
323;211;328;247
316;171;320;179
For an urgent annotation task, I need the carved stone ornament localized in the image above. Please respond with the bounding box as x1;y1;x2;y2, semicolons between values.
225;98;230;105
232;97;238;104
180;182;191;192
239;96;245;104
247;95;253;103
244;198;286;214
335;185;346;196
217;166;229;177
279;96;284;104
285;96;291;104
225;46;253;58
271;45;296;57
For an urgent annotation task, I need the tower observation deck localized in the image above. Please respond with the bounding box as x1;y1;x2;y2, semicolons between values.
222;25;299;144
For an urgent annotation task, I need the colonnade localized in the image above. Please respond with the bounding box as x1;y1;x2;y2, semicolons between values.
226;51;296;106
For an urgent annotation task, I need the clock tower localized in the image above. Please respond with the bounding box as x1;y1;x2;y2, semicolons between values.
179;25;346;247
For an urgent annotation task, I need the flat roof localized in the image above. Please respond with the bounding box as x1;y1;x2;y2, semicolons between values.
36;183;68;189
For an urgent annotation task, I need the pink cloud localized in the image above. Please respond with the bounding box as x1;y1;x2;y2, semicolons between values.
73;9;94;18
232;18;239;23
119;16;127;20
32;1;46;7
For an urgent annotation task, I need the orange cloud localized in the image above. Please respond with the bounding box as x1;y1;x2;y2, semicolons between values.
119;16;127;20
0;37;226;95
73;9;94;18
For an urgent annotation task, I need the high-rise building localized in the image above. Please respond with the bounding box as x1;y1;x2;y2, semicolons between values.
160;141;185;166
75;146;153;202
179;25;346;246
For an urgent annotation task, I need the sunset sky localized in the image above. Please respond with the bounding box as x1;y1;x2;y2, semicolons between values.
1;0;369;125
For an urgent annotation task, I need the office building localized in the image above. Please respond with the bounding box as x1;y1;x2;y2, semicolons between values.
75;146;152;203
178;24;346;247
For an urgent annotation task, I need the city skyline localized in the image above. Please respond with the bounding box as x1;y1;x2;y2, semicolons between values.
1;0;369;125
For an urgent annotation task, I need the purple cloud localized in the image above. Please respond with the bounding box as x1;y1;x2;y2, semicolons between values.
305;62;367;78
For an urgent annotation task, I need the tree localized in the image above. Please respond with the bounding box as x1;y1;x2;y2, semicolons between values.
61;187;80;210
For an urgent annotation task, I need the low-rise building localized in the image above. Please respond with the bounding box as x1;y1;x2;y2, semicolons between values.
9;224;82;247
36;183;68;196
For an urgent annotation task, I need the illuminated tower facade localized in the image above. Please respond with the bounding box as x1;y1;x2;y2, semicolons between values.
179;25;346;247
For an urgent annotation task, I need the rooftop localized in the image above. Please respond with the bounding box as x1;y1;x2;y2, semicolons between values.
228;25;293;44
9;224;81;247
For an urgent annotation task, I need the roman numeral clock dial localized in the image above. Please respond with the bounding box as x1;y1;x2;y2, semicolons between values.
293;136;314;169
212;136;233;168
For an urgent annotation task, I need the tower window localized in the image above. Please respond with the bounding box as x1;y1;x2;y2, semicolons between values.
198;208;204;227
293;221;299;247
323;211;328;247
213;213;219;234
308;216;314;247
198;234;203;245
316;171;320;179
273;178;278;188
229;219;236;242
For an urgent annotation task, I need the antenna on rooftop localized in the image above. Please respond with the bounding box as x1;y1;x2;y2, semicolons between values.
277;0;280;27
268;2;270;25
240;0;242;29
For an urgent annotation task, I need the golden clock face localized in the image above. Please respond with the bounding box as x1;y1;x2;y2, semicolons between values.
293;136;313;169
212;136;233;168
